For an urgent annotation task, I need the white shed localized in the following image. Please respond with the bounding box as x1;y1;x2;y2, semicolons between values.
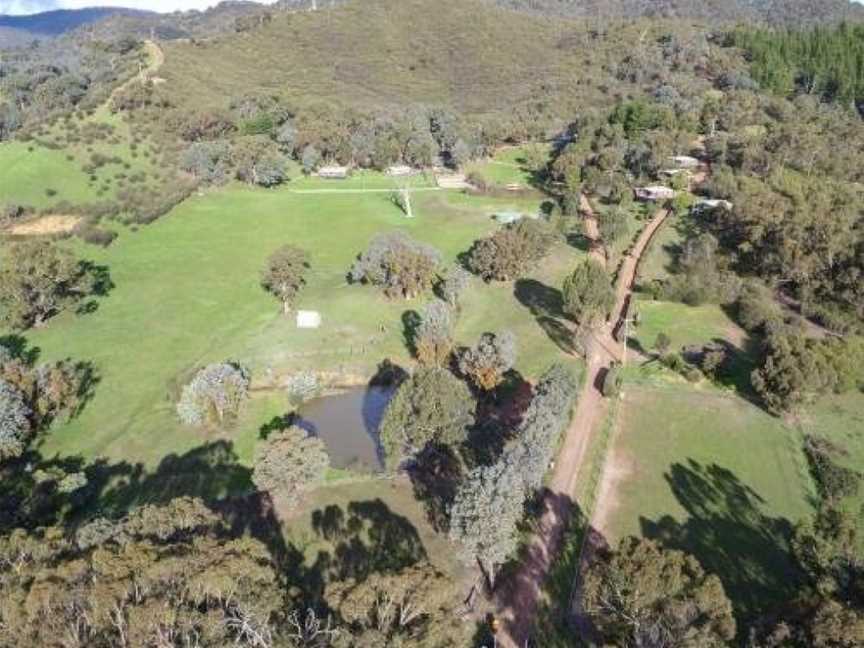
296;310;322;329
386;164;414;176
635;185;676;202
669;155;700;169
317;166;349;179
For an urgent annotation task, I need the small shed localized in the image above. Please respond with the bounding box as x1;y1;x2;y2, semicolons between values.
635;185;676;202
693;199;733;212
437;173;470;189
296;311;322;329
659;168;691;178
669;155;700;169
386;164;414;176
317;166;349;179
493;211;525;224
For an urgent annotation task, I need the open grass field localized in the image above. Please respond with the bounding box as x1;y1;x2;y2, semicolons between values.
602;385;815;618
464;145;548;188
18;182;584;494
632;299;747;356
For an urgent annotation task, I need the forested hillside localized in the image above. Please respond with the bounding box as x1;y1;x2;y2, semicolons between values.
493;0;864;24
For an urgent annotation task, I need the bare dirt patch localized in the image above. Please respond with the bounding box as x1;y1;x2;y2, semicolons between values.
592;443;635;538
9;214;82;236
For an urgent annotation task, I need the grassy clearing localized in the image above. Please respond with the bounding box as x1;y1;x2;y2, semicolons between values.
632;299;746;356
603;385;815;618
20;183;583;482
464;145;548;187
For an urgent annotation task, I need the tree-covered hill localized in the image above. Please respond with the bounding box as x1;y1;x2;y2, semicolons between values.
492;0;864;25
0;7;154;37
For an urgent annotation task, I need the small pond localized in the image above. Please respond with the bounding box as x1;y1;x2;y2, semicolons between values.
296;385;396;472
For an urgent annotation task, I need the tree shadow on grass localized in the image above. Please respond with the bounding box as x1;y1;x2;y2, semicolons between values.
408;443;463;533
640;459;803;621
96;440;254;515
309;498;427;588
514;279;576;355
75;261;115;316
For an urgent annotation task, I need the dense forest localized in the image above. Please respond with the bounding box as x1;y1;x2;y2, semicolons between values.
731;22;864;109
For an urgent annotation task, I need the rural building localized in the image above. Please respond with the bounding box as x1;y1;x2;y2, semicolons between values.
317;166;349;179
659;168;691;178
635;185;676;201
493;211;526;224
437;173;470;189
386;164;414;176
669;155;700;168
296;311;322;329
693;199;733;212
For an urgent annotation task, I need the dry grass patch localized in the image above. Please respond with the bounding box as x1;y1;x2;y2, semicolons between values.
8;214;83;236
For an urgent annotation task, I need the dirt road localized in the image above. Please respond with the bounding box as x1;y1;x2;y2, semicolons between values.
494;197;670;647
109;40;164;104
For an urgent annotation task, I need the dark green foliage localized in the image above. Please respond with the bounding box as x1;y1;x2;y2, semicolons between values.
736;280;785;333
379;368;475;468
731;24;864;106
561;259;615;329
466;218;557;282
803;435;862;502
659;233;741;306
751;335;864;415
609;99;674;136
597;207;630;256
602;363;623;398
581;537;736;647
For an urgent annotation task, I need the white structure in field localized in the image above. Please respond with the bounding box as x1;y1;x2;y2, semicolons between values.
386;164;414;176
693;199;733;212
635;185;676;202
669;155;700;168
437;173;470;189
317;166;349;179
296;311;322;329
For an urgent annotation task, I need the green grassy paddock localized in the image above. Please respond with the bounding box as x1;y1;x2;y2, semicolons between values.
19;183;582;484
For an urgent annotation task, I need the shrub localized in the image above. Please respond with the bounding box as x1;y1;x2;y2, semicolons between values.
177;363;250;426
803;435;862;502
77;225;118;248
602;363;623;398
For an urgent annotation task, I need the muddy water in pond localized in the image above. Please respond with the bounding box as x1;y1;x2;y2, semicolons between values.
297;386;395;472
